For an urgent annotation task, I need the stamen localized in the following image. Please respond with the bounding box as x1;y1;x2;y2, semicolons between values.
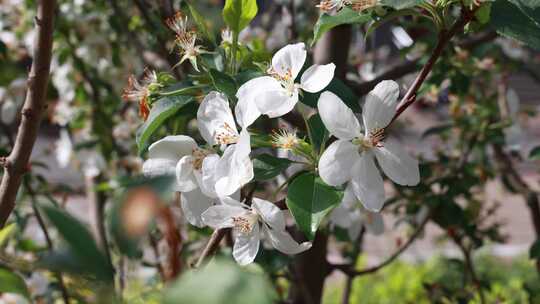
271;128;299;150
369;128;386;148
232;213;258;234
214;122;239;145
191;147;211;170
350;0;377;12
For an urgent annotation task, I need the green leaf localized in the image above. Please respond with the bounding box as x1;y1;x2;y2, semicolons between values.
475;2;491;24
530;240;540;259
253;154;294;181
491;0;540;50
164;260;276;304
307;114;329;153
209;69;238;99
312;7;371;45
0;268;30;299
223;0;258;33
380;0;423;9
529;145;540;160
41;205;114;281
509;0;540;25
0;223;16;247
286;173;343;240
301;77;360;112
136;95;194;154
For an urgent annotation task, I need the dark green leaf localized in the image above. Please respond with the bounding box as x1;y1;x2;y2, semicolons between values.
312;7;371;45
185;1;216;45
0;268;30;299
307;114;329;152
163;260;276;304
529;145;540;160
223;0;258;33
253;154;294;181
301;77;360;112
286;173;343;240
136;95;194;154
209;69;238;98
41;205;114;281
509;0;540;25
530;240;540;259
491;0;540;50
421;123;453;139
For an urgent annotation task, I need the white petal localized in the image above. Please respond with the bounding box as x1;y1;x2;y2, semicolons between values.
300;63;335;93
317;91;362;140
362;211;384;235
201;204;246;229
362;80;399;132
233;224;260;266
214;133;254;197
147;135;197;159
198;153;220;198
181;188;215;227
55;129;73;168
329;203;353;228
197;91;238;146
340;183;357;209
255;88;298;118
235;77;281;128
252;198;285;231
350;153;385;212
318;140;359;186
143;158;177;178
374;138;420;186
176;155;198;192
264;226;312;255
271;42;306;79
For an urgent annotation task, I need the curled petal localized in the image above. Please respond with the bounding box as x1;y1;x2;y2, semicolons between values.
199;153;220;198
318;140;359;186
197;91;238;146
264;226;312;255
214;136;254;197
317;91;362;140
233;224;260;266
255;88;298;118
374;138;420;186
271;42;306;79
252;198;286;231
362;80;399;132
350;152;385;212
201;204;246;229
148;135;197;159
181;188;215;227
175;155;198;192
235;77;281;127
300;63;335;93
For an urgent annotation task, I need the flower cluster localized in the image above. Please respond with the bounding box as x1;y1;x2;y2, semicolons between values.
141;42;420;265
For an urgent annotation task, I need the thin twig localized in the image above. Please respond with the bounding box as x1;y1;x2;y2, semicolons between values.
194;228;230;268
0;0;56;228
451;235;486;304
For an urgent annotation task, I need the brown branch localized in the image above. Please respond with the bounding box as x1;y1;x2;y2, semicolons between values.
194;228;230;268
332;213;430;277
158;205;182;280
451;235;486;304
0;0;56;228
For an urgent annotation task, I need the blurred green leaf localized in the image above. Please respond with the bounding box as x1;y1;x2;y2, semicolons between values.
0;268;30;299
421;123;453;139
529;146;540;160
253;154;294;181
136;95;194;154
209;69;238;99
163;260;276;304
509;0;540;25
286;173;343;240
380;0;423;9
185;1;216;45
491;0;540;50
223;0;258;33
41;205;114;281
530;240;540;259
312;7;371;45
0;223;16;247
307;114;329;153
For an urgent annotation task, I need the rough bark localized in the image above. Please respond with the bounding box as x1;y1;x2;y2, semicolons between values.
0;0;56;228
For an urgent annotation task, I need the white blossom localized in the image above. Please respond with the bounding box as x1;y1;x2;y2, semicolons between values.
202;197;311;265
235;43;335;126
318;80;420;212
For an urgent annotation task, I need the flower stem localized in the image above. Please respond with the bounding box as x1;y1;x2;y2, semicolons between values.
231;30;239;74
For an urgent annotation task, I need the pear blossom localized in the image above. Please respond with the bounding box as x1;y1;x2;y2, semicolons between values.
317;81;420;212
330;184;384;240
201;197;312;265
235;43;335;126
55;129;73;168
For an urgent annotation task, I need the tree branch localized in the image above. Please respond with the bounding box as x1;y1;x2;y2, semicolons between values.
194;228;230;268
0;0;56;228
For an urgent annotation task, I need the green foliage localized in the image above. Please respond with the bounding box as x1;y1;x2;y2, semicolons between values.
0;268;30;299
209;68;238;99
529;145;540;160
253;154;294;181
0;223;16;247
307;114;329;153
530;240;540;259
312;7;371;45
163;260;276;304
222;0;258;33
286;173;343;240
491;0;540;50
41;205;114;282
135;95;194;154
380;0;424;9
302;78;360;112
